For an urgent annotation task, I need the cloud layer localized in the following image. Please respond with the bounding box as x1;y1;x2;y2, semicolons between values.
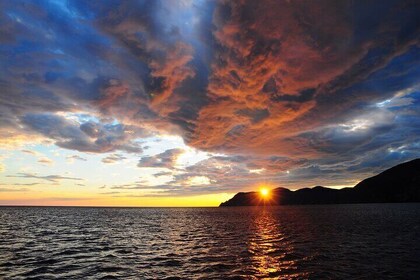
1;0;419;194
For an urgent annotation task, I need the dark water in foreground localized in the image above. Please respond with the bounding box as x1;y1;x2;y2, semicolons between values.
1;204;420;279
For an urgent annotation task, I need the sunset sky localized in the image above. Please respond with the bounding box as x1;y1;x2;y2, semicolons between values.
1;0;419;206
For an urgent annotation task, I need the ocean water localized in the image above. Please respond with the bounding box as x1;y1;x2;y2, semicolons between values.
1;204;419;279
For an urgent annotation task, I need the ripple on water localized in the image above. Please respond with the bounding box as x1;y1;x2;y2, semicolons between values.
0;205;420;279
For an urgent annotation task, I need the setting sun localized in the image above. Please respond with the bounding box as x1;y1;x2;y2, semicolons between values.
260;188;270;198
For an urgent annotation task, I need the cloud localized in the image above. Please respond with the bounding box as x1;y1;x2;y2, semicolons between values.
21;150;39;155
91;1;199;116
154;171;173;177
66;155;87;162
19;149;55;166
7;173;83;183
137;148;184;168
9;182;39;186
0;187;29;192
21;113;146;154
189;0;419;156
0;0;419;195
96;79;130;110
38;157;54;166
102;154;127;164
100;191;122;195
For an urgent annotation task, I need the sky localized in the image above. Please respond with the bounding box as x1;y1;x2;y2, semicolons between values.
0;0;419;206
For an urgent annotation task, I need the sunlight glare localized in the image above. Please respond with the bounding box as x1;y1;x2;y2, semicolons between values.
260;188;269;198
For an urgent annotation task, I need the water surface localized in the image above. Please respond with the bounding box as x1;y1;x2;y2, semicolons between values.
1;204;419;279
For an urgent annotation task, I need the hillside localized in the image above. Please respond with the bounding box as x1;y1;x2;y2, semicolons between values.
220;159;420;206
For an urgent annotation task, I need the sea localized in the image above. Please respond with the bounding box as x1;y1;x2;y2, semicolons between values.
1;204;419;279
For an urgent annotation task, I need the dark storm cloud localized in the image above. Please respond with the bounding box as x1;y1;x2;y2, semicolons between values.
0;0;211;146
1;0;419;190
190;0;420;156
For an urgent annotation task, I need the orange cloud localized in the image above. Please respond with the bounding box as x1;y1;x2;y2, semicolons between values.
183;0;416;159
97;79;130;109
149;41;195;115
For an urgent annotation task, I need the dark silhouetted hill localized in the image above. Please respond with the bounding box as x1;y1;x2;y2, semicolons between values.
220;159;420;206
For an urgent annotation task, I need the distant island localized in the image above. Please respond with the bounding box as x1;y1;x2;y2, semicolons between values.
220;159;420;206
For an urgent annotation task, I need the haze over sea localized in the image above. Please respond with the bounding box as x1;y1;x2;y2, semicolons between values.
1;204;419;279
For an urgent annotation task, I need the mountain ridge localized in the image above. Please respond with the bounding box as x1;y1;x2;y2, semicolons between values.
220;158;420;206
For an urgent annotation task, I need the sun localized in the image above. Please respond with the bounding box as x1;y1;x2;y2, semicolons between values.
260;188;270;198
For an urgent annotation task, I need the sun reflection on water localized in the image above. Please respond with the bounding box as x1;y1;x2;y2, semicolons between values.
248;209;308;279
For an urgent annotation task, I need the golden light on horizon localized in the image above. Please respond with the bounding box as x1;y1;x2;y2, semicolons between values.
260;188;270;198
